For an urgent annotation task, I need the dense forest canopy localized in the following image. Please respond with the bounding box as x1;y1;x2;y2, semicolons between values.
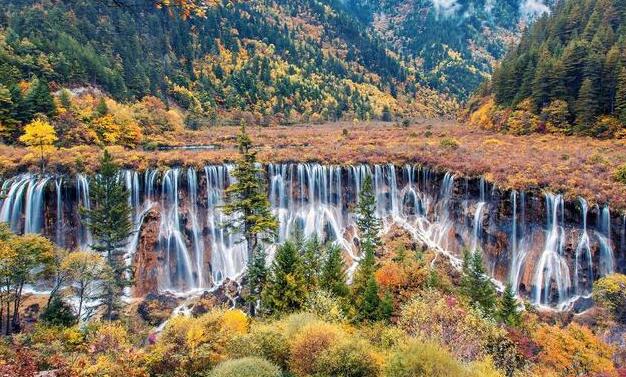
470;0;626;138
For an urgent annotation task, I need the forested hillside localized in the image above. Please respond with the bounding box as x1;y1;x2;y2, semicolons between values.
340;0;553;99
468;0;626;138
0;0;461;139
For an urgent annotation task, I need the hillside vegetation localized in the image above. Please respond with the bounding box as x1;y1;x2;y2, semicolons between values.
0;0;460;134
468;0;626;138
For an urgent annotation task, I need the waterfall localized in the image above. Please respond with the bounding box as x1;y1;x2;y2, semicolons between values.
532;194;571;306
471;201;486;252
596;205;614;276
205;165;246;285
187;168;205;288
158;168;196;291
574;198;593;295
509;191;529;293
0;175;31;232
76;174;92;250
55;178;64;247
1;163;623;308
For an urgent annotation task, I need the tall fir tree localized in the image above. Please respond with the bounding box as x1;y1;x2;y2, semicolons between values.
246;247;268;314
223;125;278;261
352;174;384;320
460;249;497;317
320;244;349;297
355;174;382;251
575;78;600;128
262;241;307;314
498;284;521;327
81;150;132;320
615;67;626;123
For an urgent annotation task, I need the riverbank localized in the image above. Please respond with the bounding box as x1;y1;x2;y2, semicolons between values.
1;120;625;210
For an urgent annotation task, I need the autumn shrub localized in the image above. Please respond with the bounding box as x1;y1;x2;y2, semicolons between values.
593;273;626;322
313;338;381;377
146;309;248;375
533;323;616;377
398;290;497;361
613;165;626;185
439;137;459;149
70;322;148;377
281;312;321;338
289;322;342;376
384;340;466;377
375;262;408;290
206;357;281;377
228;325;291;369
303;290;348;323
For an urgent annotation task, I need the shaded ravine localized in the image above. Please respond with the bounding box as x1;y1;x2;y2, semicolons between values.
1;163;624;310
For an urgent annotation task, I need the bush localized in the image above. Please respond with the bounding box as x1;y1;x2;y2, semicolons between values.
40;297;77;327
439;137;459;149
398;291;497;361
228;326;291;369
289;322;342;376
532;323;615;376
384;340;466;377
206;357;281;377
303;290;347;323
593;273;626;322
314;338;380;377
614;165;626;185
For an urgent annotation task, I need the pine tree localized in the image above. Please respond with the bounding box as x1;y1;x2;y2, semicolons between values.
301;236;322;291
25;78;56;118
575;78;600;129
356;174;381;251
461;249;497;317
223;125;278;261
0;84;16;143
379;291;394;321
81;150;132;320
498;284;521;327
358;275;381;322
95;97;109;116
352;174;385;320
320;244;348;297
246;247;268;313
615;67;626;123
262;241;307;314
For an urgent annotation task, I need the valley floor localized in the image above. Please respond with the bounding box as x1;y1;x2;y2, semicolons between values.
2;120;626;210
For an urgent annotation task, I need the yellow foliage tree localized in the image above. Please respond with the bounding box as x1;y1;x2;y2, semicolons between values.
19;118;57;172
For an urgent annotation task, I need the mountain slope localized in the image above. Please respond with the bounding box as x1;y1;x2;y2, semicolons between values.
0;0;458;128
338;0;554;99
468;0;626;138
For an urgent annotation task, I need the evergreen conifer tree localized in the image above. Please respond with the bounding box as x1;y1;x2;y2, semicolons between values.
81;150;132;320
223;125;278;261
262;241;307;314
498;284;521;327
461;249;497;317
320;244;348;297
358;275;381;322
615;67;626;123
246;247;268;311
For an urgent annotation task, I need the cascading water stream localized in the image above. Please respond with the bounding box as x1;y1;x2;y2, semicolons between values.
1;164;623;309
532;194;571;306
76;174;92;250
574;198;593;295
596;206;615;276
